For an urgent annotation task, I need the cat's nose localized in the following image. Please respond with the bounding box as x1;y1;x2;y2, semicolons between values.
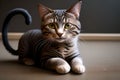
57;28;63;37
57;33;63;37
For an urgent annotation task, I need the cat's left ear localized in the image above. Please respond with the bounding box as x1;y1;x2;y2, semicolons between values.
66;1;82;19
38;3;53;18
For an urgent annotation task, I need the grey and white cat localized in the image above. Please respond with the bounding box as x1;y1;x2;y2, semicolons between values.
2;1;85;74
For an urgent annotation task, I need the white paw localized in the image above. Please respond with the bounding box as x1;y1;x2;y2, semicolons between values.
56;64;71;74
72;64;85;74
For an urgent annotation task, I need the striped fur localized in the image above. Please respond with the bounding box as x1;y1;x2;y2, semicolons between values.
2;1;85;74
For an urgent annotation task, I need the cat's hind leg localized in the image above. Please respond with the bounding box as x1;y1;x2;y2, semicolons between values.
18;39;35;66
70;57;85;74
19;53;35;66
22;58;34;65
45;58;71;74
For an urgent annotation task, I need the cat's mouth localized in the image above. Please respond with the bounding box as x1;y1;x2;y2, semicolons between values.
55;38;66;42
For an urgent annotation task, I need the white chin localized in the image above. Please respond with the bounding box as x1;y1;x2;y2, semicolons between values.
56;39;65;42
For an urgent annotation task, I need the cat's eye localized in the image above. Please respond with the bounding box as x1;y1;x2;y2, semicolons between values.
48;23;55;29
64;23;71;29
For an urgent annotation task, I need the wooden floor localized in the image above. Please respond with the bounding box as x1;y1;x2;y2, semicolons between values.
0;40;120;80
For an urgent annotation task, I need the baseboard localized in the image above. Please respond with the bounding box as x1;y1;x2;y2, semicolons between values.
80;33;120;41
0;33;120;41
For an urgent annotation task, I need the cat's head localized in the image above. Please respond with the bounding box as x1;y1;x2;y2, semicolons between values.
38;1;82;42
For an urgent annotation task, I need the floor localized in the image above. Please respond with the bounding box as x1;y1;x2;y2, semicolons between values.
0;40;120;80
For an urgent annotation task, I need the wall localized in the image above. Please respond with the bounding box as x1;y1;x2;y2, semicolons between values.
0;0;120;33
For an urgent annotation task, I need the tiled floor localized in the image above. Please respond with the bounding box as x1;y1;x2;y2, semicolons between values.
0;40;120;80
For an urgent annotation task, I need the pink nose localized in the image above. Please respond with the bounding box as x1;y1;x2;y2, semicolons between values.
57;33;63;37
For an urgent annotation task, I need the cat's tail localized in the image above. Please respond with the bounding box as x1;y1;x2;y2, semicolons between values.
2;8;32;55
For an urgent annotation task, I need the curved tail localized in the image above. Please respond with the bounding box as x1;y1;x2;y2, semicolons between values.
2;8;32;55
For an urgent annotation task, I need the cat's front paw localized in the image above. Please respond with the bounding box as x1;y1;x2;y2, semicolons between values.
72;64;85;74
56;64;71;74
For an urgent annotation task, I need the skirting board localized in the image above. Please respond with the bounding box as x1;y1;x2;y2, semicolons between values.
0;33;120;41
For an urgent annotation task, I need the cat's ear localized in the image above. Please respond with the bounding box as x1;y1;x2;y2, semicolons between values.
38;3;53;18
66;1;82;19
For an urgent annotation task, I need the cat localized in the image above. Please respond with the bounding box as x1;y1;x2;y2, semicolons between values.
2;1;85;74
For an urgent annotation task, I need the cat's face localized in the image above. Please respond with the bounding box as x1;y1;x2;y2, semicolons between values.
38;1;82;42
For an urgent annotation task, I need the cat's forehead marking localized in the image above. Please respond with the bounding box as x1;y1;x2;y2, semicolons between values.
43;9;80;28
54;10;66;16
44;10;65;20
54;10;66;22
43;10;66;24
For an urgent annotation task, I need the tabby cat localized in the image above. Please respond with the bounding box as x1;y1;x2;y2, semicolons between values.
2;1;85;74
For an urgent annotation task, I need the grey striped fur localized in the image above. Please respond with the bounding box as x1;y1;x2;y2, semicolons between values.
3;1;85;74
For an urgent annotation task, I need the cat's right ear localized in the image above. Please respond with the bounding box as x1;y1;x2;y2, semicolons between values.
38;3;53;18
66;1;82;19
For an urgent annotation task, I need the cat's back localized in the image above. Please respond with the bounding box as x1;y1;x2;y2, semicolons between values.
19;29;42;43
